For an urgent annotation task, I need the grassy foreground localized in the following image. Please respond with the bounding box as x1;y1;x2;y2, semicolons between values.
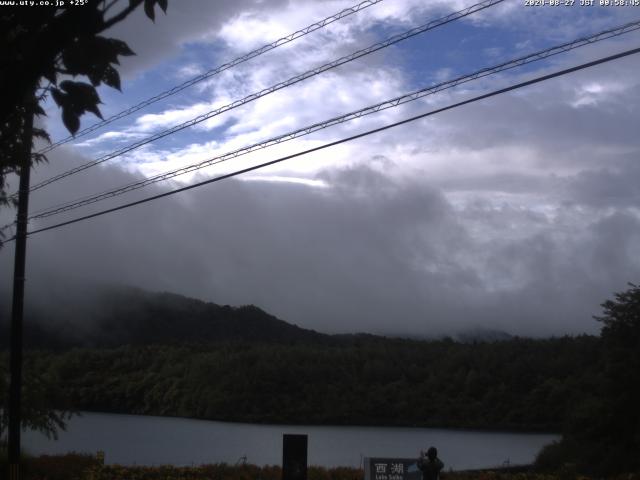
3;454;639;480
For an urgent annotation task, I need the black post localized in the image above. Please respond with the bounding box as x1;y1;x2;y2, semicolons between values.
282;434;308;480
8;107;33;480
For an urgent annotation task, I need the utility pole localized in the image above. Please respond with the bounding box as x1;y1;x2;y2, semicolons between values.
7;103;34;480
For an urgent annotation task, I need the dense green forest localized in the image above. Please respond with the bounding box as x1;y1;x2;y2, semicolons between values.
3;335;600;431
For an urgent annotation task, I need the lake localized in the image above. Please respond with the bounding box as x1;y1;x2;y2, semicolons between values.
23;412;558;470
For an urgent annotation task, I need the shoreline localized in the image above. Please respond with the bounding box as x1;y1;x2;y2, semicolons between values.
70;409;560;436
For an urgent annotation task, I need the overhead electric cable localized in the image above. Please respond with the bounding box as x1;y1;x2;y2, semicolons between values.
23;0;504;196
8;46;638;241
25;19;640;221
37;0;386;155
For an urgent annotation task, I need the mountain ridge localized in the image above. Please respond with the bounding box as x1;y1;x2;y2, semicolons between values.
0;284;518;349
0;285;327;349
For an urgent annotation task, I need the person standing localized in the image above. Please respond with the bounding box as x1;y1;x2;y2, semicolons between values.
417;447;444;480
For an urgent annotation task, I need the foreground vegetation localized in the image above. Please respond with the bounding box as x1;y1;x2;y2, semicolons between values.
1;453;639;480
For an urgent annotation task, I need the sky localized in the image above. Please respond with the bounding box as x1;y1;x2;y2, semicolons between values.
1;0;640;337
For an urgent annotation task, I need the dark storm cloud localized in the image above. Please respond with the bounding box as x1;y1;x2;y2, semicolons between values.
2;146;639;338
438;172;555;195
561;158;640;208
414;40;640;166
477;213;640;333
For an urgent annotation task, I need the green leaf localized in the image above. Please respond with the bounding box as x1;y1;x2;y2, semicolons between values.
33;128;51;143
60;36;134;92
87;69;102;87
63;36;128;76
62;108;80;135
62;37;113;73
43;68;57;85
59;81;103;119
85;103;104;120
144;0;155;21
61;42;88;75
31;152;49;164
91;36;122;65
102;65;121;91
60;81;101;105
108;38;135;57
50;88;67;107
33;104;46;117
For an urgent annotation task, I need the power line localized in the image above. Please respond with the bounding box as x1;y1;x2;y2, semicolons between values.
29;0;503;192
25;19;640;221
10;46;638;241
22;0;504;195
37;0;386;155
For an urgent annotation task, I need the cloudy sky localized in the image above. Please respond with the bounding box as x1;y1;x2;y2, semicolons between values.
1;0;640;337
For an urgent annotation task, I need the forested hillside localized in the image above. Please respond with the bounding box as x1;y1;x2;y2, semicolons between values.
0;286;325;349
0;286;604;431
7;335;600;432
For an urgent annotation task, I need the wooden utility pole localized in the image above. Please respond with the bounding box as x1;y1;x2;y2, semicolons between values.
7;104;34;480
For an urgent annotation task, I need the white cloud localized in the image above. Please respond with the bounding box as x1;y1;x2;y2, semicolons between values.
241;175;329;188
73;130;147;148
174;63;205;80
570;81;628;108
134;102;218;132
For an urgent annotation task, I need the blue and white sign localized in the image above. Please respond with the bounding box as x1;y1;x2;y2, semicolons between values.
364;457;422;480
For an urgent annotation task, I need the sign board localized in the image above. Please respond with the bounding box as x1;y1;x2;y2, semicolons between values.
364;457;422;480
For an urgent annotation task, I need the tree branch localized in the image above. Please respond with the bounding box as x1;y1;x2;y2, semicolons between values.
103;0;122;14
101;0;143;31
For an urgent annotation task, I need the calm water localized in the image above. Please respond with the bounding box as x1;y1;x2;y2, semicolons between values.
23;412;558;470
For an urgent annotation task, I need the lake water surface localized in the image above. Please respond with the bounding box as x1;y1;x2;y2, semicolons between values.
23;412;558;470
